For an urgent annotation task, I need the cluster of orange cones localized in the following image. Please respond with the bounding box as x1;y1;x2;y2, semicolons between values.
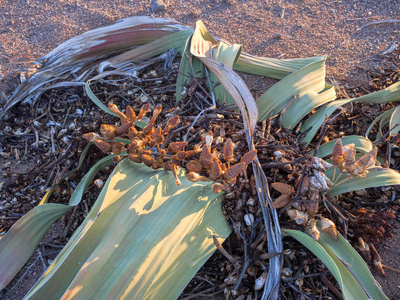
332;139;378;177
83;102;257;193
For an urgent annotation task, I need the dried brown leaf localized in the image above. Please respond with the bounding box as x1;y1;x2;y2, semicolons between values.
271;182;295;196
272;194;291;209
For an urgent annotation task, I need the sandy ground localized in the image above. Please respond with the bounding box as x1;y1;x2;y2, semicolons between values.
1;0;400;298
1;0;399;86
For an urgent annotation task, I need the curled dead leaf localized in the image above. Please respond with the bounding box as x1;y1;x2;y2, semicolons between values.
308;219;320;241
306;192;319;215
212;183;224;194
186;172;209;182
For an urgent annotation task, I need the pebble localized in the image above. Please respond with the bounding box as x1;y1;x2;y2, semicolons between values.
355;189;367;197
57;128;68;138
140;95;149;103
244;213;254;226
3;203;12;209
225;192;235;199
151;0;166;13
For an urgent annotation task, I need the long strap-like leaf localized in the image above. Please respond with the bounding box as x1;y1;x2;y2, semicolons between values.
190;21;282;300
25;160;231;300
283;228;388;300
0;154;116;290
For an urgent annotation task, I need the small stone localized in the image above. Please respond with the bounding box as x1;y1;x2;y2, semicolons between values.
150;0;166;13
57;128;68;138
244;214;254;226
3;203;12;209
225;192;236;200
94;179;104;189
355;189;367;197
140;95;149;103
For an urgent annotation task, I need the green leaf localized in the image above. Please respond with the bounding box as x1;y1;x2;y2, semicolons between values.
377;108;396;140
282;229;342;284
233;53;326;80
389;105;400;136
365;107;396;139
283;228;388;300
190;20;217;58
190;21;258;134
188;21;244;107
257;57;327;121
85;81;119;117
281;85;337;129
300;82;400;145
317;230;388;300
175;34;205;103
25;160;231;299
300;99;351;145
210;42;242;105
0;154;116;290
354;82;400;104
84;81;147;128
99;30;193;71
0;204;70;290
329;167;400;197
